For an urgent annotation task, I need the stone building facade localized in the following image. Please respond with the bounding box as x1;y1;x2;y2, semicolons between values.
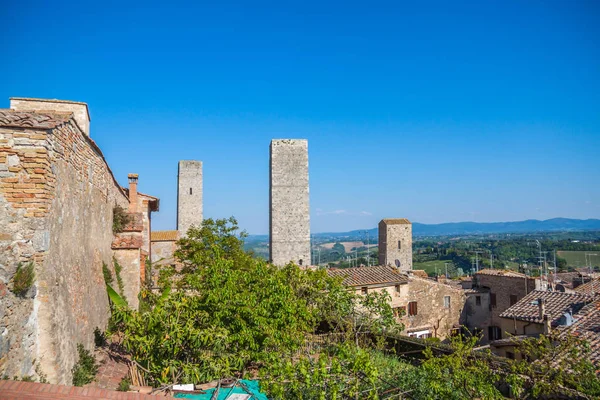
328;266;465;340
471;269;541;342
269;139;310;266
177;160;202;237
112;174;158;308
378;219;412;271
0;98;156;384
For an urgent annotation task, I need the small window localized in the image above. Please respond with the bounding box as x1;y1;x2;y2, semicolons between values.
299;259;303;266
510;294;518;306
475;296;481;306
189;188;193;195
395;285;400;294
408;301;418;316
361;287;368;295
490;293;497;308
488;326;502;341
398;241;402;250
444;296;451;308
506;351;515;360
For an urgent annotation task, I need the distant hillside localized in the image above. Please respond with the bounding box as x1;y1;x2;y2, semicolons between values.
309;218;600;239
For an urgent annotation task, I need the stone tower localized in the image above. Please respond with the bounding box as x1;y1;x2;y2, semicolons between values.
269;139;311;266
177;160;203;236
378;218;412;271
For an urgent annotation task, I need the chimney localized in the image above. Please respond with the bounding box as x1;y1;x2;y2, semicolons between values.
10;97;91;136
538;298;545;320
543;314;551;335
128;174;139;213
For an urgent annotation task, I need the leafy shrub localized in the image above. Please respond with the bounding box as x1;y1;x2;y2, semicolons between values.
112;205;130;234
12;262;35;297
113;258;126;298
94;327;107;348
118;377;131;392
102;262;113;286
72;344;98;386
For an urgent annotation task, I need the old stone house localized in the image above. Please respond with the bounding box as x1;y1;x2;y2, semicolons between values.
491;290;595;360
470;269;543;342
0;97;157;384
327;265;465;340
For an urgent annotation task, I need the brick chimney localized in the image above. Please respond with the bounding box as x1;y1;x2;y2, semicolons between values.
538;298;545;320
10;97;91;136
128;174;139;212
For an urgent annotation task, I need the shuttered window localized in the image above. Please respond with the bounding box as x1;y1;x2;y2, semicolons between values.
408;301;418;316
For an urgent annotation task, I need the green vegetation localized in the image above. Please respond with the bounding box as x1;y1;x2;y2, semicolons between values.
117;377;131;392
557;250;600;269
113;257;126;297
102;262;113;286
413;260;459;276
72;344;98;386
11;262;35;297
104;218;600;398
112;204;130;234
108;217;398;386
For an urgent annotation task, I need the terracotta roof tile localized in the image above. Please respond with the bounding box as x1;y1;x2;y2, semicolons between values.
0;109;70;129
559;298;600;366
500;290;595;326
574;279;600;295
327;265;408;287
475;268;528;278
151;230;179;242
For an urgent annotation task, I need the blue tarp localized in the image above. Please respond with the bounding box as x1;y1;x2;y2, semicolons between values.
174;380;268;400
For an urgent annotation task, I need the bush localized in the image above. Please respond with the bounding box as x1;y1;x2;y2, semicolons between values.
117;377;131;392
102;262;113;286
12;262;35;297
112;205;131;234
72;344;98;386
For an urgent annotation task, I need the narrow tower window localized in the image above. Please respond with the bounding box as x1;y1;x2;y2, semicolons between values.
398;241;402;250
189;188;192;195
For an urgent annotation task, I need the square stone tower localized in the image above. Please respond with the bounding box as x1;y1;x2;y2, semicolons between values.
177;160;203;236
270;139;311;266
378;218;412;271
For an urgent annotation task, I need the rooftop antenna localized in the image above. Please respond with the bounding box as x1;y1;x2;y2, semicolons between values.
474;251;483;272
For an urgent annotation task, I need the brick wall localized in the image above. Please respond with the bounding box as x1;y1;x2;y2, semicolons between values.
0;110;129;384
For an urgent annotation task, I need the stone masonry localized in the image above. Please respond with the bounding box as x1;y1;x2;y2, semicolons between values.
269;139;311;266
177;160;202;236
0;98;131;384
378;219;413;271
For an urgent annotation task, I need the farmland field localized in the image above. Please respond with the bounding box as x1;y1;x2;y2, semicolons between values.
557;251;600;268
412;260;455;276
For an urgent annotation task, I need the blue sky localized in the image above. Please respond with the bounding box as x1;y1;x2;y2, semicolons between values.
1;1;599;234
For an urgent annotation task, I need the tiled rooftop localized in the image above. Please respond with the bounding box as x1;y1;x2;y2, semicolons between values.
499;290;595;326
150;230;179;242
574;279;600;295
475;268;528;278
559;298;600;366
327;265;408;287
0;109;71;129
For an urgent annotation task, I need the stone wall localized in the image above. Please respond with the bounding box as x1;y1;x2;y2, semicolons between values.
351;276;465;340
269;139;310;266
400;276;465;339
463;291;491;336
177;161;202;237
0;108;128;384
473;272;539;342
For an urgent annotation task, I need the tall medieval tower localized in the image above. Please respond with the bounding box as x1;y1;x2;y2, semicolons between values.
378;218;413;271
269;139;311;266
177;160;203;236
